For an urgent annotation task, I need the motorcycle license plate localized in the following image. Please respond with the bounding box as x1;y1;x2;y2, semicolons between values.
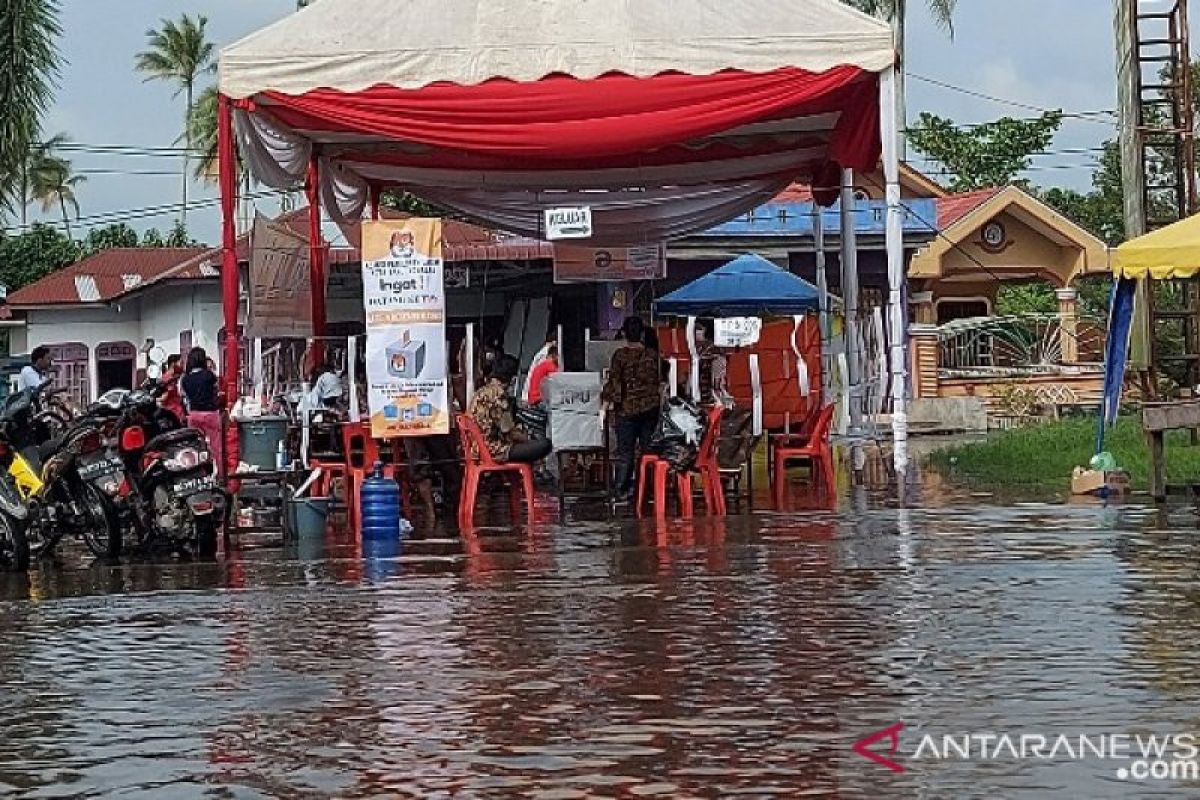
174;475;214;495
78;454;123;481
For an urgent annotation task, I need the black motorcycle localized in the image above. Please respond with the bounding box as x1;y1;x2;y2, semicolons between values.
0;385;121;561
111;385;228;559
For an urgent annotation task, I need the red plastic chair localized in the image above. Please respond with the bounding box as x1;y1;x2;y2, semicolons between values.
772;404;835;508
340;421;410;533
636;454;695;519
455;414;535;529
693;405;727;516
637;406;726;519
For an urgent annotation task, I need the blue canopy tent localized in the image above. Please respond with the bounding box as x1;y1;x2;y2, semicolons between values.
654;254;821;317
654;254;827;439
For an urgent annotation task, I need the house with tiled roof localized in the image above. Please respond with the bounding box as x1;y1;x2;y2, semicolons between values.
5;246;226;405
661;164;1113;425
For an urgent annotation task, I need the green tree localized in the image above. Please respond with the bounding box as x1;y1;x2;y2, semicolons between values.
30;153;84;239
0;0;62;221
0;223;76;290
907;111;1063;191
1039;141;1125;246
165;219;196;247
20;131;68;226
380;190;448;218
141;228;166;247
135;14;214;226
187;85;218;181
79;223;139;257
846;0;956;31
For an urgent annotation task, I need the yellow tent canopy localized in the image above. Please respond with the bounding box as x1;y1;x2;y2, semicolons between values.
1114;212;1200;279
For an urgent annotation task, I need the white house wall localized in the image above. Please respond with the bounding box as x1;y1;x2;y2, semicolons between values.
25;306;141;400
139;283;224;357
22;281;223;400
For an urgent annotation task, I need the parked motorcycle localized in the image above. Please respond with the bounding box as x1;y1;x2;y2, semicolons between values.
0;383;121;562
108;379;228;559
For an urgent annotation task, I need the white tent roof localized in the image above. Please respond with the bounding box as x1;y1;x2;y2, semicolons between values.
219;0;894;98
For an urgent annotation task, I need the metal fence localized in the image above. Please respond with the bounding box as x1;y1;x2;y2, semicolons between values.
937;314;1106;375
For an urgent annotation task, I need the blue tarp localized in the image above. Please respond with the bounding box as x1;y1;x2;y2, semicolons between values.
654;254;821;317
1096;276;1137;454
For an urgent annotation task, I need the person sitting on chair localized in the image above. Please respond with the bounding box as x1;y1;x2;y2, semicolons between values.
469;354;551;464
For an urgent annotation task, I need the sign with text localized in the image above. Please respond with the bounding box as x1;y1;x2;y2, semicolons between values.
544;372;603;450
715;317;763;348
361;219;449;437
543;206;593;240
247;213;312;337
554;244;667;284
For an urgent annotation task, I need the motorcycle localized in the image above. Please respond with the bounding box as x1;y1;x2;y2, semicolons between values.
109;378;229;559
0;383;121;562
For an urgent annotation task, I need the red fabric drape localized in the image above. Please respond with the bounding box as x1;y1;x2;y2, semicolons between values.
261;66;880;171
217;94;240;477
305;155;327;336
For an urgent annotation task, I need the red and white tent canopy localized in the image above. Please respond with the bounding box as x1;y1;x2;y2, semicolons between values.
215;0;911;470
218;0;894;244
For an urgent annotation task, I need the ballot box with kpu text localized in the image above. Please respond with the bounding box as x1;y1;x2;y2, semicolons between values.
544;372;604;450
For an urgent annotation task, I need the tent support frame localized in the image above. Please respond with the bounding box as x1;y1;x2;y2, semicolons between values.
840;168;864;436
881;66;909;473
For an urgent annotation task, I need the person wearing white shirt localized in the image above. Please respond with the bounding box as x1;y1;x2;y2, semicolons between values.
17;346;51;393
306;362;344;411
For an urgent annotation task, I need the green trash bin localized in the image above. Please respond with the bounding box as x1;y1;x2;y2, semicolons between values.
237;416;288;470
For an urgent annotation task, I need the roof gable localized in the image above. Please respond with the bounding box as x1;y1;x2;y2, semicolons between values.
912;185;1111;279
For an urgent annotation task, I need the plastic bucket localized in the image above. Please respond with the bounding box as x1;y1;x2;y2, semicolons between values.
237;416;289;471
285;496;330;538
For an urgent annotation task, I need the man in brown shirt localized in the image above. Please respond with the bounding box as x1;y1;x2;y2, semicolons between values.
469;354;552;463
602;317;663;500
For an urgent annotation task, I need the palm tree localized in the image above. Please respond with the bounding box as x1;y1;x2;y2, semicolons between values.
31;154;84;239
135;14;214;226
187;85;219;181
20;131;69;226
847;0;957;157
0;0;63;221
849;0;956;33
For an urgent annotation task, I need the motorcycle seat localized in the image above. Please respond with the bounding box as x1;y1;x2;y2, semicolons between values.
146;427;206;451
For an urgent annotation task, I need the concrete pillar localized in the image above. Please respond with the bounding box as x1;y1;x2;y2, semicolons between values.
909;323;941;399
1056;288;1079;365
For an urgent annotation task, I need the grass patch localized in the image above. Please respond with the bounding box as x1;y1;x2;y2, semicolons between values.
926;416;1200;487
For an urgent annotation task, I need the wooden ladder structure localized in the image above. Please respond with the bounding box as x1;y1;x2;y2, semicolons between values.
1126;0;1200;391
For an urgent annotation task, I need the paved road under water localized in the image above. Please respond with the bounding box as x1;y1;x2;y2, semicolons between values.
3;485;1200;798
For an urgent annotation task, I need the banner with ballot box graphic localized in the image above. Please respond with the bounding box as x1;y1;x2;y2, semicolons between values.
361;219;449;437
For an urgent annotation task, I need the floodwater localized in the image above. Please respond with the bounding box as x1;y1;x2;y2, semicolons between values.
3;479;1200;798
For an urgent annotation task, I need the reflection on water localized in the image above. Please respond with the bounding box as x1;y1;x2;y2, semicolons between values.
3;476;1200;797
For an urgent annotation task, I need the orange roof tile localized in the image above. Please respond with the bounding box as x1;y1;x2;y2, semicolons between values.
935;188;1001;229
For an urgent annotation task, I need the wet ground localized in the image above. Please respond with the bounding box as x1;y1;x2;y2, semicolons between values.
3;478;1200;798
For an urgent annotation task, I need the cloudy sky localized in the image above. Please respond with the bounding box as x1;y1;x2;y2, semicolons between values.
35;0;1183;243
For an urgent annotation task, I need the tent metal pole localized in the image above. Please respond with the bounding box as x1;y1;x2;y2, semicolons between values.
881;67;909;474
813;205;832;405
217;93;241;421
840;168;864;435
305;154;328;337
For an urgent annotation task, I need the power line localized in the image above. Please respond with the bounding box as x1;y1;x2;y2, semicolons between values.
7;188;295;235
905;72;1118;126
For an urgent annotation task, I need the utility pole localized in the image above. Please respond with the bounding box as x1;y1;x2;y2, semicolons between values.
893;0;907;161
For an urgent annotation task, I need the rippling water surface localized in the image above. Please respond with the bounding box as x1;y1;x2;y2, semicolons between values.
2;484;1200;798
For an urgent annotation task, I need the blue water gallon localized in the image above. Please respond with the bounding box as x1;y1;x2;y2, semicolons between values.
360;462;401;540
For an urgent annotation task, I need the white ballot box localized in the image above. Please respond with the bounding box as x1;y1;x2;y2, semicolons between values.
544;372;603;450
